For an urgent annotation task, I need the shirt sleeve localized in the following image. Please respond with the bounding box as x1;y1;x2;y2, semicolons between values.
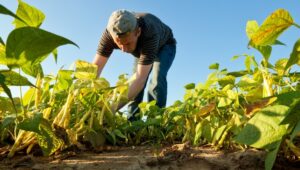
96;29;118;57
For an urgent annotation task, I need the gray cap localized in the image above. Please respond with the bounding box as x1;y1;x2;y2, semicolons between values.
107;9;137;37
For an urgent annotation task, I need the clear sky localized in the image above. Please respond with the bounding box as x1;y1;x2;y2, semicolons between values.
1;0;300;106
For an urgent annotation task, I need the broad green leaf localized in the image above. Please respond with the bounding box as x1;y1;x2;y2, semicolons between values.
184;83;195;90
75;60;98;80
265;141;281;170
209;63;219;70
21;62;44;78
0;4;26;24
0;70;34;86
277;91;300;125
13;0;45;28
249;9;293;46
18;113;64;156
113;129;127;139
54;70;73;92
6;27;78;68
234;105;289;150
18;112;43;133
218;75;235;87
285;38;300;70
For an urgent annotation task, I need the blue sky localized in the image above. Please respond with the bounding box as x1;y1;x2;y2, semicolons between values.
1;0;300;106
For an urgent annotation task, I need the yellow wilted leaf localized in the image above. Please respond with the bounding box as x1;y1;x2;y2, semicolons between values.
245;96;277;117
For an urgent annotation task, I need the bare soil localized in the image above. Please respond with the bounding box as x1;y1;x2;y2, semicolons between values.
0;143;271;170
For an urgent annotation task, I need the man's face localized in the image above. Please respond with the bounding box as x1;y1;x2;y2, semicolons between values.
112;28;141;53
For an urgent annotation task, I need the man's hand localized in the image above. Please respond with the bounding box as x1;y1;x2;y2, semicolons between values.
127;64;152;101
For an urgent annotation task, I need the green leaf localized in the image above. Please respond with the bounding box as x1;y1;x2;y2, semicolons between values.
22;87;35;107
21;62;44;78
234;105;289;150
0;4;26;24
274;58;288;76
6;27;78;68
0;114;15;130
52;49;58;63
184;83;195;90
265;141;281;170
75;60;98;80
246;20;259;39
246;21;272;60
18;113;64;156
0;37;4;45
18;112;43;133
218;97;232;107
13;0;45;28
0;73;17;112
209;63;219;70
0;70;34;86
249;9;294;46
218;75;235;87
54;70;73;92
227;70;248;77
0;43;6;65
285;38;300;70
291;120;300;140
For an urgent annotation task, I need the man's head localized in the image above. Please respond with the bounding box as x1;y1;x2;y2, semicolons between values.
107;9;141;53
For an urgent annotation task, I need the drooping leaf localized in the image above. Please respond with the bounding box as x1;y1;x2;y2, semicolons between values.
244;97;277;117
249;9;294;46
6;27;78;68
0;74;17;112
0;4;26;24
74;60;98;80
234;105;289;150
0;70;34;86
285;38;300;70
13;0;45;28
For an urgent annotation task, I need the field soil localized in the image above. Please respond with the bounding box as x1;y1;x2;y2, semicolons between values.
0;142;271;170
